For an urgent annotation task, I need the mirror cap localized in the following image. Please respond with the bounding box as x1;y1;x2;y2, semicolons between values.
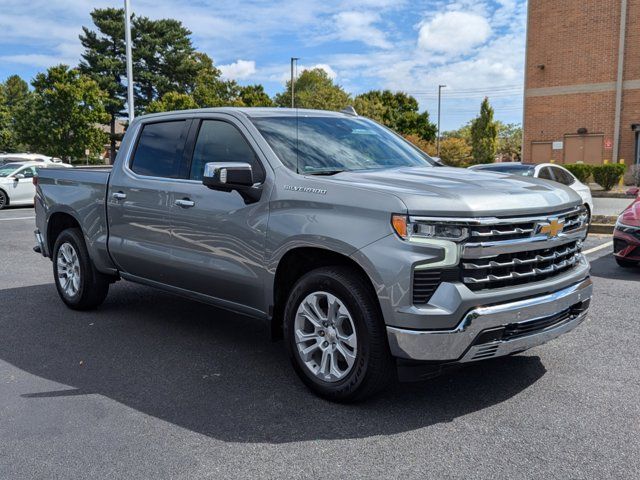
203;162;254;188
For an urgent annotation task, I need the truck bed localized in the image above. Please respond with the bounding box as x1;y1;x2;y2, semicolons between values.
35;165;114;272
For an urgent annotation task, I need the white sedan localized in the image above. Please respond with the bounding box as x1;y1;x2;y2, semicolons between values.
0;152;71;167
469;162;594;219
0;162;41;209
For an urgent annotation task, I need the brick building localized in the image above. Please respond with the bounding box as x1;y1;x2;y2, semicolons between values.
523;0;640;167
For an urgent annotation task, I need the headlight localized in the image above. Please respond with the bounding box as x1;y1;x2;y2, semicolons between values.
391;214;469;242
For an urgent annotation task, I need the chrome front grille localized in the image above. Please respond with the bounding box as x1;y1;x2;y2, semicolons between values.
461;206;588;291
462;241;581;290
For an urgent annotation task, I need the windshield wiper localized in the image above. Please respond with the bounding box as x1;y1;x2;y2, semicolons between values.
305;169;348;176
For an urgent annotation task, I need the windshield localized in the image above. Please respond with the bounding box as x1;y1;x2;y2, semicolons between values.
0;163;23;177
474;165;535;177
251;116;435;174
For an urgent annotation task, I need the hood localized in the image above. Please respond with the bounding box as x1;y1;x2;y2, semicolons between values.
328;166;582;217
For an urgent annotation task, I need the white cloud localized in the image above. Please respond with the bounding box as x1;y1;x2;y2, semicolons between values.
218;60;256;80
305;63;337;80
332;11;391;49
418;11;492;55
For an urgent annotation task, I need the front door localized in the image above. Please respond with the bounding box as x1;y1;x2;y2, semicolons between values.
107;119;190;284
10;165;37;203
167;117;270;314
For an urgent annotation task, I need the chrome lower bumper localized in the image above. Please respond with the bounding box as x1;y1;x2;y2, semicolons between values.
387;277;592;362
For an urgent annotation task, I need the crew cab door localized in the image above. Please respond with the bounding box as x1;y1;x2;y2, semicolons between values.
166;117;270;315
107;119;191;283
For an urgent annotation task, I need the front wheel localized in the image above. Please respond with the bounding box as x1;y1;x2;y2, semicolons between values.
283;266;394;402
0;190;7;210
52;228;111;310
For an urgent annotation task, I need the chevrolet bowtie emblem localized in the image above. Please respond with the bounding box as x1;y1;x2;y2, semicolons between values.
538;218;564;238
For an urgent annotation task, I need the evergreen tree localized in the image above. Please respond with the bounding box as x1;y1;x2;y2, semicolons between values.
240;84;273;107
79;8;127;163
470;97;498;164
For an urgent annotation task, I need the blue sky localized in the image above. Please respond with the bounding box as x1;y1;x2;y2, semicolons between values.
0;0;527;131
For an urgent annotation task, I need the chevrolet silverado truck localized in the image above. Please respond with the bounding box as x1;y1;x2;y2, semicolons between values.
34;108;592;402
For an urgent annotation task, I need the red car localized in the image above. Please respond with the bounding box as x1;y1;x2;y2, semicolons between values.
614;187;640;267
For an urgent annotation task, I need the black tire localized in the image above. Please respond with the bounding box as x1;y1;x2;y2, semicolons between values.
284;266;394;402
0;189;7;210
615;256;638;268
52;228;110;310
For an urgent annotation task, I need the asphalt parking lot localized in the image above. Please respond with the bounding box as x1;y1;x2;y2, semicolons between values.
1;207;638;479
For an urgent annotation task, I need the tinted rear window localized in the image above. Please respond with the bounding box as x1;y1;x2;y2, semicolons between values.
131;121;187;178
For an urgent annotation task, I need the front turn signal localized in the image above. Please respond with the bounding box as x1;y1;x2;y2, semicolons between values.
391;214;408;239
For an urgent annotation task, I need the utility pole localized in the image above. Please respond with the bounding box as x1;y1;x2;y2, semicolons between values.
290;57;299;108
124;0;135;121
437;84;446;157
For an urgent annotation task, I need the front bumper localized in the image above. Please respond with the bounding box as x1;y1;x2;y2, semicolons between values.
613;224;640;261
387;277;592;362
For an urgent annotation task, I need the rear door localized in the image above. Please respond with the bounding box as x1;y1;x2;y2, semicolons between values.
166;116;271;314
107;119;190;284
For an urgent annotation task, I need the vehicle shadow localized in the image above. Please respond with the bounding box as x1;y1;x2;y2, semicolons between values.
589;253;640;281
0;282;546;444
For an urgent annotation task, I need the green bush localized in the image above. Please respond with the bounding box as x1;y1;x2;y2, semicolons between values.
592;163;626;191
564;163;593;183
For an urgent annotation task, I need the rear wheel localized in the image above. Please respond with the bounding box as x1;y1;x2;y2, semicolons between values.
284;266;394;402
615;257;638;268
0;190;7;210
52;228;111;310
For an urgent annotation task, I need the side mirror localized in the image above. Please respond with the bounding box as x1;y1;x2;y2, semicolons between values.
14;173;25;180
202;162;262;203
626;187;639;197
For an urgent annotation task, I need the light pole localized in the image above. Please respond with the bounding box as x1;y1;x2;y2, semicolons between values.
437;84;446;157
124;0;135;120
290;57;299;108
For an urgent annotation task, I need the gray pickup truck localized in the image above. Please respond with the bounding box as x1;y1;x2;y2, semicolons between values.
34;108;592;402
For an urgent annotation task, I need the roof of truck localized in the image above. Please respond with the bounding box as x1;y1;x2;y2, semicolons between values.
139;107;356;121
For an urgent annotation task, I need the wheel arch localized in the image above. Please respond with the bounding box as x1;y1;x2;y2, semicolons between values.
47;211;82;256
270;246;381;339
0;187;9;206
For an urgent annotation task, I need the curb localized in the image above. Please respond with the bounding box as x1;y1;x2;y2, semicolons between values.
589;223;614;234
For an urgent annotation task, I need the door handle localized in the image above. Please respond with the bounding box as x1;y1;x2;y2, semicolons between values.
174;198;195;208
112;192;127;200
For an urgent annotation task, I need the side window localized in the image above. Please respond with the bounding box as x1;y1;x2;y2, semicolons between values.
20;167;35;178
556;167;575;186
538;167;554;181
130;121;187;178
189;120;265;183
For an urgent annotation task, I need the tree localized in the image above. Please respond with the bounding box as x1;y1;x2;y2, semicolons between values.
14;65;108;161
496;122;522;161
190;54;244;108
438;137;472;167
240;84;273;107
0;75;30;152
274;68;351;111
355;90;436;141
79;8;127;163
470;97;498;164
132;16;201;112
146;91;198;113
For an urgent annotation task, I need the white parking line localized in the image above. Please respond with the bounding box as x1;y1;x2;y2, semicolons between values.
583;241;613;256
0;216;35;221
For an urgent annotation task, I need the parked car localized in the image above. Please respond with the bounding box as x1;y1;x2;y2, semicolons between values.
0;162;39;209
468;162;594;220
34;108;592;402
0;153;71;167
613;187;640;268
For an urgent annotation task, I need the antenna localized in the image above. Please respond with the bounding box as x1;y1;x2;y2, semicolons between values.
341;106;358;116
